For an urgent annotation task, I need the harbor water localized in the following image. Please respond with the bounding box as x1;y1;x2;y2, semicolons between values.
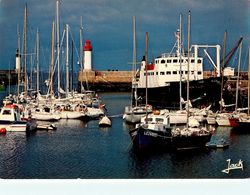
0;91;250;179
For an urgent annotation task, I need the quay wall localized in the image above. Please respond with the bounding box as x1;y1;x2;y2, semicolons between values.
78;70;133;91
0;70;18;85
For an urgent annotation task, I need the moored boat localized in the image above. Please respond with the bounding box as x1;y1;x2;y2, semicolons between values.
129;111;172;149
171;126;212;150
0;104;36;132
123;105;152;124
129;110;213;150
133;25;223;109
31;106;61;121
206;139;229;149
216;113;231;126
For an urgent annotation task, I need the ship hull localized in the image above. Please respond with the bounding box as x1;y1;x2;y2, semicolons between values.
172;134;212;150
135;77;223;109
129;126;172;150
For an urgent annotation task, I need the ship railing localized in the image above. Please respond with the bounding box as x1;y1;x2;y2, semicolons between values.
161;53;195;58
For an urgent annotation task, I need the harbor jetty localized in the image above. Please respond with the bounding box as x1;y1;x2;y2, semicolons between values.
78;70;133;91
0;70;18;86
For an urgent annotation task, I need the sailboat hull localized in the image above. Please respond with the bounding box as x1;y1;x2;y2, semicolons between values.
129;126;172;149
172;134;212;150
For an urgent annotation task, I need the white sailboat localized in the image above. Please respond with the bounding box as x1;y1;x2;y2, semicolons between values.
123;16;152;124
217;37;243;126
171;11;213;150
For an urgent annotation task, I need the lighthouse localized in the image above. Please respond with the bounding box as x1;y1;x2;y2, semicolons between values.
15;49;21;72
83;39;92;70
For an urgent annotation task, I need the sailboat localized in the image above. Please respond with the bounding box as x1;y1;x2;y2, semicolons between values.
129;12;213;150
123;16;152;124
171;11;213;150
129;32;172;149
231;44;250;130
219;37;244;126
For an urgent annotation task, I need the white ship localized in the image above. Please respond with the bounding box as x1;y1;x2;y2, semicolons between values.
133;27;223;109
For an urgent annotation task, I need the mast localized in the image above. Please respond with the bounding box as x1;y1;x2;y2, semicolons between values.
179;14;183;110
220;31;227;112
248;44;250;115
235;40;242;111
17;27;21;97
49;21;55;97
36;29;40;94
145;32;148;122
24;3;28;98
65;24;69;97
79;16;84;92
56;0;61;98
71;40;74;93
132;16;137;107
186;11;191;127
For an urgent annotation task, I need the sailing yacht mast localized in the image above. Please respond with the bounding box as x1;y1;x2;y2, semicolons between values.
48;21;55;97
36;29;40;94
235;41;242;111
17;27;21;98
71;41;74;93
56;0;61;98
248;44;250;115
186;11;191;127
145;32;148;122
65;24;70;97
220;31;227;112
179;14;183;110
24;3;28;98
132;16;137;107
79;16;84;92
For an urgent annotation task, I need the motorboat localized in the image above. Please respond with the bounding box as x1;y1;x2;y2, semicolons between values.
0;104;36;132
129;110;172;149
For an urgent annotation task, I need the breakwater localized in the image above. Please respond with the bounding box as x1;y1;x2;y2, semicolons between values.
0;70;18;85
78;70;133;91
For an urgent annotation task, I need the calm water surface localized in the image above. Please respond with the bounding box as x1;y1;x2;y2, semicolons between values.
0;92;250;178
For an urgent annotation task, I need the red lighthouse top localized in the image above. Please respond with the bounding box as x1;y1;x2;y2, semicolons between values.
84;39;92;51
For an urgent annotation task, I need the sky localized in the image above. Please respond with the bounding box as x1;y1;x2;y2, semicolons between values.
0;0;249;72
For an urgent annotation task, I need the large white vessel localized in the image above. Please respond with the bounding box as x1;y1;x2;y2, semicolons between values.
134;28;223;109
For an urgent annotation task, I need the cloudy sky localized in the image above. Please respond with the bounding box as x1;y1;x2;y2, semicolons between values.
0;0;249;71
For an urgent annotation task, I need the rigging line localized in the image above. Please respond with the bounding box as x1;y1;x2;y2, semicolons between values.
52;28;65;81
241;45;249;71
68;26;80;60
231;46;240;68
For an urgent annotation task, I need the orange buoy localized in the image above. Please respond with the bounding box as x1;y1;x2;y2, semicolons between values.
0;128;7;134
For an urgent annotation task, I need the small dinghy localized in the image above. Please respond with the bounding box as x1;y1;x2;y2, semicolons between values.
99;115;111;127
36;123;57;131
206;139;229;149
